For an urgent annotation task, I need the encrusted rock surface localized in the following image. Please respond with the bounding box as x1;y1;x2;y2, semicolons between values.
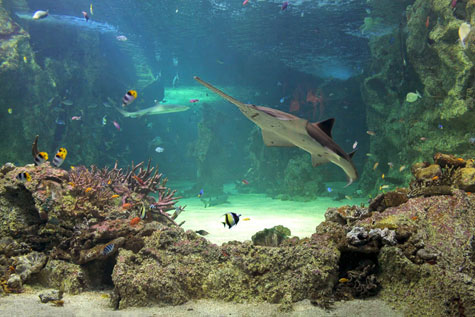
251;225;291;247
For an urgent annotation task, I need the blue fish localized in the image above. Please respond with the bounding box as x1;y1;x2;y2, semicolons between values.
55;118;66;125
198;188;204;197
438;124;443;129
102;243;115;255
327;187;332;193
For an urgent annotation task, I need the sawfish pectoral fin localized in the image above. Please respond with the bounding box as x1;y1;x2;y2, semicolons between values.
311;154;330;167
261;130;295;147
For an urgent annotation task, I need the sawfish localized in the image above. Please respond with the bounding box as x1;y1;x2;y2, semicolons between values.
115;103;189;118
193;76;358;186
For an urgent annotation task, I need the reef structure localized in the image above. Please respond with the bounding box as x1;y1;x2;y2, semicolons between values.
0;152;474;315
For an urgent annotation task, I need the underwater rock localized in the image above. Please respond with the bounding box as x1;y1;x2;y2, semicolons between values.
347;227;369;246
38;289;63;303
326;206;371;224
251;225;291;247
368;228;397;246
36;259;90;294
415;248;438;262
413;164;442;182
13;251;47;282
454;167;475;192
7;274;22;289
0;162;15;175
433;153;466;169
112;226;340;310
324;208;346;225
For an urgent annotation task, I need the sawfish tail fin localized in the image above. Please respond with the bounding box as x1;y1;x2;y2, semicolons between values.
193;76;247;109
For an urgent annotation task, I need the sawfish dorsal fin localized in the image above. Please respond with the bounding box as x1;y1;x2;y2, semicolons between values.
316;118;335;138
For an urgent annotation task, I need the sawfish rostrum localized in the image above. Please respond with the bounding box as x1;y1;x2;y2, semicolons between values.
193;76;358;186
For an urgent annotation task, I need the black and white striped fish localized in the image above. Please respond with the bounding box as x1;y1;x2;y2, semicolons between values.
122;90;137;107
222;212;241;229
16;172;31;182
102;243;115;256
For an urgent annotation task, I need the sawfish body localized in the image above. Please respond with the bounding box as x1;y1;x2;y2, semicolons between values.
115;103;189;118
193;76;358;186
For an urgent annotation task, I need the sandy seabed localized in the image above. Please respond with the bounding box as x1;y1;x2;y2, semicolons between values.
0;289;403;317
174;182;366;245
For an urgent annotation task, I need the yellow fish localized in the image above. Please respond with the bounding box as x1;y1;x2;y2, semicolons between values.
7;108;12;114
379;185;389;190
23;56;27;63
111;194;119;198
68;182;75;187
34;152;48;166
399;165;406;172
70;166;75;170
16;172;31;182
52;148;67;168
85;187;93;193
107;180;112;185
90;4;94;15
381;173;385;179
373;162;379;170
242;217;251;221
339;278;349;283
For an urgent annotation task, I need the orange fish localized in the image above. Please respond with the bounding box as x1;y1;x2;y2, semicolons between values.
130;217;140;226
411;216;418;221
85;187;93;193
111;194;119;198
432;176;439;181
425;16;430;28
132;175;145;186
107;180;112;185
457;158;464;162
122;203;133;210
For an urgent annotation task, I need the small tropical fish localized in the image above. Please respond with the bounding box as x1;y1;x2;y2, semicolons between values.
113;121;121;131
366;153;373;157
52;148;67;167
7;108;12;114
122;203;133;210
198;189;204;197
189;99;199;103
216;59;225;64
222;212;241;229
379;185;389;190
281;1;289;10
155;146;164;153
459;22;471;49
352;141;358;149
32;10;49;20
425;16;430;28
399;165;406;172
130;217;141;226
174;206;183;217
345;195;352;200
122;90;137;107
34;152;48;165
90;3;94;15
438;124;443;129
242;217;251;221
243;0;249;5
366;130;376;136
102;115;107;126
420;137;427;141
373;162;379;170
111;194;119;198
55;118;66;125
140;203;147;219
387;162;394;169
432;176;439;181
116;35;128;41
242;179;249;185
339;278;349;283
102;243;115;256
406;91;421;102
70;166;75;170
82;11;89;22
71;116;81;121
23;56;27;63
451;0;457;9
381;173;385;179
327;187;332;193
107;180;112;185
16;172;31;182
85;187;93;193
68;182;75;187
195;230;209;236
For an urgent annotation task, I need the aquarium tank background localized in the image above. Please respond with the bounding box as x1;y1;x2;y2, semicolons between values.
0;0;474;315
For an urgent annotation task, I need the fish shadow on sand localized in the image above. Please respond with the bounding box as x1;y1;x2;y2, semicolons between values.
200;195;231;208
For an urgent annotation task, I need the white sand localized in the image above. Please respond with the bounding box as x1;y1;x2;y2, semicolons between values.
173;182;366;245
0;289;403;317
